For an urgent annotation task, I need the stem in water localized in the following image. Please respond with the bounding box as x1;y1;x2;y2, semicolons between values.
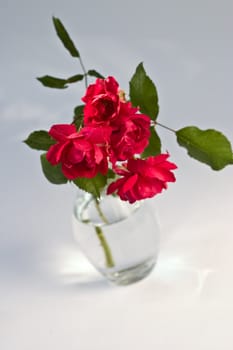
94;197;115;268
95;226;115;268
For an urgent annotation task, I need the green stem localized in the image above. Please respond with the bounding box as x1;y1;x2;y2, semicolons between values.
94;198;109;225
95;226;115;268
154;121;176;133
94;197;115;268
78;55;88;88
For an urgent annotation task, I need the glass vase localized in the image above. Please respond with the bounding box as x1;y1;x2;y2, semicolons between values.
72;193;160;286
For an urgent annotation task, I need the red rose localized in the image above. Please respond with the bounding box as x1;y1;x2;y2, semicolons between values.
46;124;110;179
107;154;177;203
109;102;151;162
82;76;120;126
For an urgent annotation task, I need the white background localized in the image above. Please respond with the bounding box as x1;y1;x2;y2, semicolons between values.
0;0;233;349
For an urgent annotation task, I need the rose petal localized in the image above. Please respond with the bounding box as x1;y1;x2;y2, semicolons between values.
46;142;68;165
48;124;77;141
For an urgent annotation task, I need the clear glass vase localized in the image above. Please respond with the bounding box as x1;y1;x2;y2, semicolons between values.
72;193;160;286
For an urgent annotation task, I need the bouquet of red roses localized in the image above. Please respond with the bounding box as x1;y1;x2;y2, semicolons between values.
44;75;177;203
24;17;233;203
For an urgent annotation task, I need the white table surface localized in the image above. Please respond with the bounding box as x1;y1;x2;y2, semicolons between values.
1;1;233;349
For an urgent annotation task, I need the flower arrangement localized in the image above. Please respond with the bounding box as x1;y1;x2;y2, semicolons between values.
24;17;233;202
23;18;233;277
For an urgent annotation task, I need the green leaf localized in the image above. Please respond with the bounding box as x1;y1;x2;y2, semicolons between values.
37;74;84;89
67;74;84;83
107;169;116;179
73;117;83;130
52;17;80;58
129;62;159;120
142;127;161;158
24;131;56;151
176;126;233;170
40;154;68;184
73;173;108;198
87;69;105;79
74;104;84;117
73;105;84;129
37;75;68;89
